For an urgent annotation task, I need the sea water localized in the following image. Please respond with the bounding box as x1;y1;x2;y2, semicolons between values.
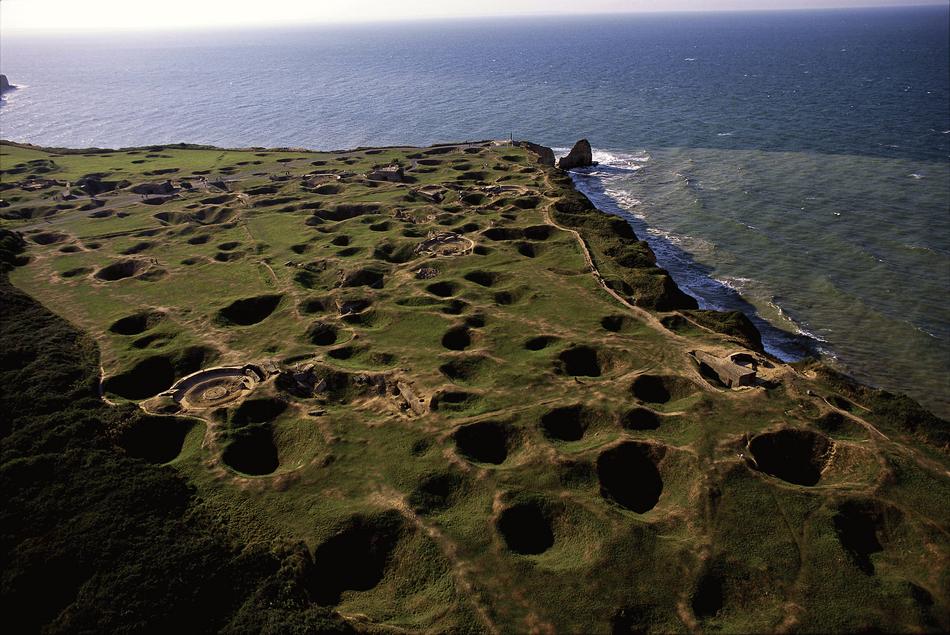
2;7;948;415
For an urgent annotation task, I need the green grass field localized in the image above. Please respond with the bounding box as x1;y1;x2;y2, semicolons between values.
2;139;947;633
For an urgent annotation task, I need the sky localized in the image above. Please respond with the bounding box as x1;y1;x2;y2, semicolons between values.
0;0;945;33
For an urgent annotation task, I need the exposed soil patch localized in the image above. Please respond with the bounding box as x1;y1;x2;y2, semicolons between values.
109;310;166;335
308;512;406;605
557;346;602;377
497;501;554;555
748;428;833;486
540;404;601;441
216;294;283;326
94;259;148;281
117;415;195;464
441;326;472;351
306;321;340;346
525;335;557;351
630;374;698;404
217;241;241;251
452;420;511;464
833;500;887;575
622;407;661;431
597;442;664;513
187;234;211;245
330;235;350;246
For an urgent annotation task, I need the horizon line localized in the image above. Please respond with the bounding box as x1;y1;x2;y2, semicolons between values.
1;2;947;36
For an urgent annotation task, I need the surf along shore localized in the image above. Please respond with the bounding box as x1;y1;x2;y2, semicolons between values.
1;137;947;633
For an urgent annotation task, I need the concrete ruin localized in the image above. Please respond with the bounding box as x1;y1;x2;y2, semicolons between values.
367;165;405;183
693;351;757;388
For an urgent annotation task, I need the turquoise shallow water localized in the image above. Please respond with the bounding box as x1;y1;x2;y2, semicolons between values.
1;7;948;414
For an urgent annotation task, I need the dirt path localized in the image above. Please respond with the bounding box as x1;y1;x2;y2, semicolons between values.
372;488;500;635
539;205;679;340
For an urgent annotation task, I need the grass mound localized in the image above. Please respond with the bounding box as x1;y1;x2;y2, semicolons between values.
216;294;283;326
748;428;832;486
109;310;166;335
452;420;510;464
497;500;554;555
597;442;664;513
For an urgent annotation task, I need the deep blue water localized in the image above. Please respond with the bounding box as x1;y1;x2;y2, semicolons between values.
1;7;948;414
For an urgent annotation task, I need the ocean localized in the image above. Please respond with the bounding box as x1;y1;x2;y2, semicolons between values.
1;6;948;416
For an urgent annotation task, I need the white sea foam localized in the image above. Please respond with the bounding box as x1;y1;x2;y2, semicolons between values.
909;173;925;179
716;132;735;137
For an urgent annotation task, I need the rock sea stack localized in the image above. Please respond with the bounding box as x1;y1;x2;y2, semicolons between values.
558;138;595;170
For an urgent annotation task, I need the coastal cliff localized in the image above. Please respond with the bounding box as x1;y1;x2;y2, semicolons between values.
1;139;946;634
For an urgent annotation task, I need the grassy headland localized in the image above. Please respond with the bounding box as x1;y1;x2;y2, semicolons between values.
1;139;947;633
